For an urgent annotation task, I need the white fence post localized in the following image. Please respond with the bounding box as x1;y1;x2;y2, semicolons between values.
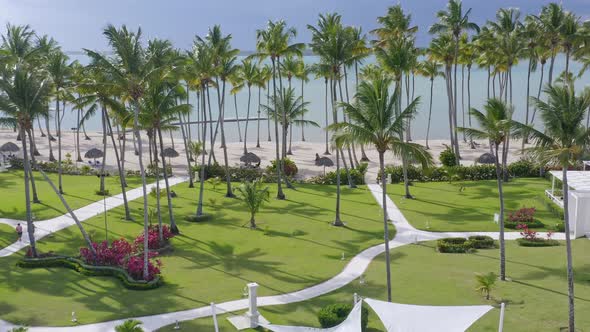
211;302;219;332
247;282;260;328
498;302;506;332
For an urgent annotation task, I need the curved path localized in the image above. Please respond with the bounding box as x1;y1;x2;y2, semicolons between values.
0;183;565;331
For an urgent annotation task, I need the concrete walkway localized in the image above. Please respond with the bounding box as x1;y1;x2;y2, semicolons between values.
0;183;566;331
0;176;188;257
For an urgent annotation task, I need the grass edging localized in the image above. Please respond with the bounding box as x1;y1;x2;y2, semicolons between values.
17;256;162;290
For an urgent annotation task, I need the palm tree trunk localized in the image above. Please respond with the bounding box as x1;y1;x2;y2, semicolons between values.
494;143;506;281
158;127;178;234
105;114;132;221
301;78;306;142
56;98;64;194
323;77;330;155
178;109;194;188
531;62;545;125
83;122;90;140
45;114;55;161
266;86;271;142
338;77;355;170
76;103;82;162
234;93;242;142
219;80;234;198
132;101;151;281
20;127;37;258
288;124;293;155
153;139;163;243
487;67;490;99
426;78;434;150
250;214;256;229
244;86;252;155
467;64;474;149
561;166;576;332
444;68;455;155
343;66;359;166
379;151;392;301
453;35;461;163
331;77;343;226
548;52;556;84
37;118;45;137
99;106;108;193
461;65;466;142
523;58;532;148
207;85;216;166
256;86;261;148
271;58;285;200
197;86;208;216
27;130;40;203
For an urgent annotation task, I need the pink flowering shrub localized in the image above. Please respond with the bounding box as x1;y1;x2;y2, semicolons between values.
80;238;133;266
127;253;162;281
516;224;538;241
134;225;175;251
508;207;536;223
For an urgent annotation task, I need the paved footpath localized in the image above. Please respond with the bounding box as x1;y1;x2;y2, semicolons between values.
0;183;565;331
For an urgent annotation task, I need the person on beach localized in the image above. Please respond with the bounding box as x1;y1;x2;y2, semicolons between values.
16;223;22;242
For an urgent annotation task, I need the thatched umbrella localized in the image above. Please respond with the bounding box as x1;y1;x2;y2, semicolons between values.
0;142;19;157
315;153;334;175
476;152;496;164
240;152;261;167
162;147;179;170
84;148;104;163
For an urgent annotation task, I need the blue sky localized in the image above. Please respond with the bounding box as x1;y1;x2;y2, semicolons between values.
1;0;588;53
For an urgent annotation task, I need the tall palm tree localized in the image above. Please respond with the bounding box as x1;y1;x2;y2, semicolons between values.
416;59;442;149
527;84;590;332
332;75;432;302
86;24;166;280
535;3;565;84
295;60;309;142
280;55;300;155
429;0;480;163
520;16;541;146
233;59;259;155
310;62;332;155
254;64;268;148
460;98;517;282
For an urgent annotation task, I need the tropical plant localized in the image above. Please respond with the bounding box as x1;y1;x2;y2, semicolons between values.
234;180;270;229
115;319;144;332
475;272;497;300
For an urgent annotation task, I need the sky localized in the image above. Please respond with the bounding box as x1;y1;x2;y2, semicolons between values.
1;0;589;54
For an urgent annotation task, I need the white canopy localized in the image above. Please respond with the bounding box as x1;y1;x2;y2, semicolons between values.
262;302;363;332
364;298;493;332
549;170;590;191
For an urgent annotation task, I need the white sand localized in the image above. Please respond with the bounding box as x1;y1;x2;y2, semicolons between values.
0;128;528;183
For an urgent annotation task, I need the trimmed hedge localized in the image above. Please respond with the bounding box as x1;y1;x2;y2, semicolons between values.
468;235;495;249
318;303;369;330
505;220;545;229
436;237;473;253
516;238;560;247
193;163;268;182
17;256;162;290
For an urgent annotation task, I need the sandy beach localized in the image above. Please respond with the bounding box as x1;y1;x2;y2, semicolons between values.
0;128;528;183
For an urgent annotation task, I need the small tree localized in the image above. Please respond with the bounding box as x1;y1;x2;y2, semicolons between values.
235;180;270;229
475;272;497;300
115;319;144;332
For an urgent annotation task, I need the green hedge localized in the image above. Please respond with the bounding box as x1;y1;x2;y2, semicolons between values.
17;256;162;290
505;220;545;229
436;237;473;253
193;163;268;182
516;238;560;247
468;235;495;249
318;303;369;331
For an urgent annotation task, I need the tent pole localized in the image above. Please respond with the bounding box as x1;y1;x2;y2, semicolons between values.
498;302;506;332
211;302;219;332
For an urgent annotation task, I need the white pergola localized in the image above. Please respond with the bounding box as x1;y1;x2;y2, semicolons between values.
547;168;590;238
547;170;590;207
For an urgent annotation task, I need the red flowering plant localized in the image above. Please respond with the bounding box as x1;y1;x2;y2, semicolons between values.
508;207;536;223
516;223;538;241
126;252;162;281
134;224;175;251
80;238;133;266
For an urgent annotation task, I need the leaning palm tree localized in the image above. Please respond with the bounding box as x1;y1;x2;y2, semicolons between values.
416;59;442;149
234;180;270;229
331;76;432;302
527;84;590;332
460;98;517;282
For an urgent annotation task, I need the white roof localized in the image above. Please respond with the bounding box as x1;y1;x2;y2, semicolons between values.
364;298;493;332
549;170;590;191
262;301;362;332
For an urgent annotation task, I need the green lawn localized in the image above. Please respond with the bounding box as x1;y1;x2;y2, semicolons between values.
0;223;16;248
158;240;590;332
388;178;562;232
0;170;147;220
0;182;390;326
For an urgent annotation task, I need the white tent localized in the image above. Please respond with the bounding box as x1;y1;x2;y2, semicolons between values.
262;302;363;332
364;298;493;332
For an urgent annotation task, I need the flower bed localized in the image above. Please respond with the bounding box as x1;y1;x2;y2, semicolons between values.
516;224;559;247
16;256;162;290
505;207;545;229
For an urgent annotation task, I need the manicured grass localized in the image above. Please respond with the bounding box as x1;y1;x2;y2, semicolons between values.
158;240;590;332
388;178;562;232
0;224;16;248
0;170;147;220
0;182;390;326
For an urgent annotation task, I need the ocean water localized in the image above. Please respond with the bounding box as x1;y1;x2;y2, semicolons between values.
60;55;590;143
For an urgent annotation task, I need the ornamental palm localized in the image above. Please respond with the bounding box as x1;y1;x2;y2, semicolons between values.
416;59;443;149
331;76;432;302
115;319;144;332
235;180;270;229
527;84;590;332
459;98;518;282
475;272;497;300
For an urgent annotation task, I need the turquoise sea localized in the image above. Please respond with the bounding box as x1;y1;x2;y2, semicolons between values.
62;55;590;143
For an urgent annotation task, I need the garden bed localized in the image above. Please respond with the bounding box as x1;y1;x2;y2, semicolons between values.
516;238;560;247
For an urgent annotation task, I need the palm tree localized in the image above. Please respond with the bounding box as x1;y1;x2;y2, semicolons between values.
416;59;442;149
527;84;590;332
254;20;304;199
233;59;259;155
234;180;270;229
475;272;497;300
311;62;332;155
87;24;165;280
520;16;541;146
332;75;432;302
295;60;309;142
429;0;480;163
535;3;565;84
115;319;144;332
460;98;517;281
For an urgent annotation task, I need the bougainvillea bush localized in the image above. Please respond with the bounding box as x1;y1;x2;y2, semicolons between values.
127;253;162;281
80;239;133;266
134;224;175;251
508;207;536;223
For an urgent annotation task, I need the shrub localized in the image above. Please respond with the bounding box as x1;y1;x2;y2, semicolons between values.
80;165;93;175
516;238;560;247
268;158;298;177
134;225;175;251
318;303;369;331
468;236;495;249
553;222;565;232
508;160;540;178
505;220;544;229
439;147;457;167
508;207;536;223
437;237;473;253
95;189;110;196
193;163;265;182
306;166;366;185
80;239;133;266
126;255;162;281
